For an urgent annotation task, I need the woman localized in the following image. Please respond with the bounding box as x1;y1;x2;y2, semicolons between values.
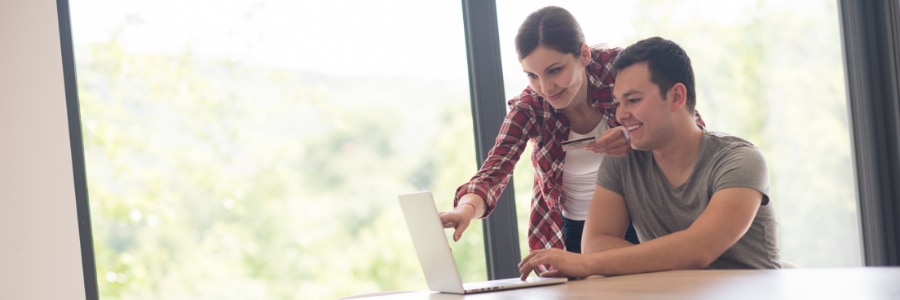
438;6;703;273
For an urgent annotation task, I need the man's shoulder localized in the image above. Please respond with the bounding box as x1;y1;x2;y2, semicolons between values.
607;149;653;169
701;131;767;169
704;130;758;150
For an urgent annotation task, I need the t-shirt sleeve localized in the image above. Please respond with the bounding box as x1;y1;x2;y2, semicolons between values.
712;144;771;205
596;156;625;195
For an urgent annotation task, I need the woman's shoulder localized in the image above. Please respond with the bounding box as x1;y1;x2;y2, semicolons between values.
589;44;622;62
507;87;555;124
508;87;543;108
586;44;621;83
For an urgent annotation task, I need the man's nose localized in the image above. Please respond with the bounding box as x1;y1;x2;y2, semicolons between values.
616;105;630;123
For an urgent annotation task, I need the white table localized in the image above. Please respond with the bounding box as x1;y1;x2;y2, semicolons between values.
343;267;900;300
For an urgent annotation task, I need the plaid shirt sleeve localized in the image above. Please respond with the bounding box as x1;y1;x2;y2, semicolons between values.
454;93;535;217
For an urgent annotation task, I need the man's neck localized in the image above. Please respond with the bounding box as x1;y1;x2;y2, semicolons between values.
651;116;704;187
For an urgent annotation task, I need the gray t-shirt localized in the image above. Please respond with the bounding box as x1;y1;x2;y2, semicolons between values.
597;130;781;269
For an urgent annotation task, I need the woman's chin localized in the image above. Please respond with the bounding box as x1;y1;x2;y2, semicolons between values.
546;99;570;110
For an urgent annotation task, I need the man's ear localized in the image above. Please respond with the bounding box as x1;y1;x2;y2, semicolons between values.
668;83;687;112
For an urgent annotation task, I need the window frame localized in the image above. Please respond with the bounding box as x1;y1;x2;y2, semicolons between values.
57;0;900;296
838;0;900;266
460;0;522;280
57;0;100;298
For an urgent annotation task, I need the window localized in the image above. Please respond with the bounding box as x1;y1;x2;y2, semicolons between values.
67;1;883;298
496;0;862;267
69;0;482;298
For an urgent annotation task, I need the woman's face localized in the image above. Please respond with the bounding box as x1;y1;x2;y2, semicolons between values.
520;45;589;110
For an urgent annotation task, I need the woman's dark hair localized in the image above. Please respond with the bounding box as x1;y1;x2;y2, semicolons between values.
515;6;585;61
612;37;697;113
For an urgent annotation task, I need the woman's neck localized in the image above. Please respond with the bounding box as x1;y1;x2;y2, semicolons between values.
563;76;601;134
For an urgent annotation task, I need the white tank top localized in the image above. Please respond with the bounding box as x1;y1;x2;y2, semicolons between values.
561;120;608;220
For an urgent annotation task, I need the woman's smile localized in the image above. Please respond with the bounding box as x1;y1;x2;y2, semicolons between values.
545;89;566;102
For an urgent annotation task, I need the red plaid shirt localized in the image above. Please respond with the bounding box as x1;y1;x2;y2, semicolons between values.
454;46;704;272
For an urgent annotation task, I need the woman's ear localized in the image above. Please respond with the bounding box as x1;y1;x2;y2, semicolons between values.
580;43;591;65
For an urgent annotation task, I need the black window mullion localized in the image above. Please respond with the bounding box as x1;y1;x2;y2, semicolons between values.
838;0;900;266
460;0;522;280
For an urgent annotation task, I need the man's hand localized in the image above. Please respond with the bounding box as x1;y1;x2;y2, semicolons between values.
518;248;593;280
584;126;630;157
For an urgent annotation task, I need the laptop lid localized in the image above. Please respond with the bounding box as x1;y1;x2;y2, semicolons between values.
397;191;567;294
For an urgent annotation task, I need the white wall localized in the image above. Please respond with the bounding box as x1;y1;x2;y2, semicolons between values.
0;0;88;299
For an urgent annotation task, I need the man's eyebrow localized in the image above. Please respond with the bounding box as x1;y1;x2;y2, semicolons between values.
614;90;641;101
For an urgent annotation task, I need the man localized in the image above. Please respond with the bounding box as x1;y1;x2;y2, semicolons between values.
518;36;781;279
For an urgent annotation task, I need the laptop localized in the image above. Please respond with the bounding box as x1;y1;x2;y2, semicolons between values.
398;191;568;294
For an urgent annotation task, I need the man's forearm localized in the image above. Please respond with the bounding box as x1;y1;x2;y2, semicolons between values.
582;234;635;254
582;230;713;276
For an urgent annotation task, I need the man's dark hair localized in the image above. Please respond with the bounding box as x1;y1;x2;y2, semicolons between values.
612;37;696;113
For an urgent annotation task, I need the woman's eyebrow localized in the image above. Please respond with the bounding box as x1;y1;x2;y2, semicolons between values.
543;62;563;73
523;61;564;75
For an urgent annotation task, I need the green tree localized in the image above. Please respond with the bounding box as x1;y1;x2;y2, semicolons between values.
79;38;480;299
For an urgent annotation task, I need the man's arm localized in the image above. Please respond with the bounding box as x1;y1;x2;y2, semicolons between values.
585;187;762;275
520;186;763;278
582;185;635;253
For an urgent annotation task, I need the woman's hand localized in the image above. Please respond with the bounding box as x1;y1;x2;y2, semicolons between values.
584;126;630;157
438;195;482;242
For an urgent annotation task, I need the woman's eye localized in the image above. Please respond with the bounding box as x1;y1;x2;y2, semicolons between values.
548;67;562;74
526;73;537;79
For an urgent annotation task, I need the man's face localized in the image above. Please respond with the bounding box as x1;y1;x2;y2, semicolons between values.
612;62;674;151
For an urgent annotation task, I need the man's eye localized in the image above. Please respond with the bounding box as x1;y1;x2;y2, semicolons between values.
628;98;641;104
611;102;621;108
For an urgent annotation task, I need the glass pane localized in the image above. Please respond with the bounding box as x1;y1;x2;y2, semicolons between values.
69;0;484;298
497;0;862;267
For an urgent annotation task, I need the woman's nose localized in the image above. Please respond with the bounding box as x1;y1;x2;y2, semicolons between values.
539;78;552;95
